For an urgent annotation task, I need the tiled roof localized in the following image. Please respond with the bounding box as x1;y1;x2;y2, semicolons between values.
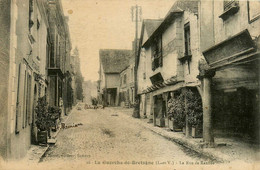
166;0;199;16
142;0;199;48
144;19;163;37
99;49;133;73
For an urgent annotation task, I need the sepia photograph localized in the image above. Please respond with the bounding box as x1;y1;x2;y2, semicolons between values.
0;0;259;169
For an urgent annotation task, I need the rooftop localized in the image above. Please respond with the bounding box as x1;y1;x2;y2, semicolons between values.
99;49;134;73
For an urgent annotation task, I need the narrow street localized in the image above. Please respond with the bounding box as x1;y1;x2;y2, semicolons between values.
40;105;215;166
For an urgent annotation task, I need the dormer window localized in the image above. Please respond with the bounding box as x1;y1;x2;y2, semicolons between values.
219;0;239;20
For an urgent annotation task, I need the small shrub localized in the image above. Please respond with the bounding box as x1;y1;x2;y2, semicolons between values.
167;92;185;128
186;89;203;128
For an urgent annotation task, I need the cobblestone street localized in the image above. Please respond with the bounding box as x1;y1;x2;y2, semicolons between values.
40;105;214;167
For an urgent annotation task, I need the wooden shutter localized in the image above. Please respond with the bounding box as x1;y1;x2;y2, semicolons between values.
15;64;21;133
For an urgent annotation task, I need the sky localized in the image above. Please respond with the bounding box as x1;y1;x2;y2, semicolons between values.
62;0;175;81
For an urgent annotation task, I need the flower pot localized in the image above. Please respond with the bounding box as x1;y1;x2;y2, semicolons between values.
165;118;169;127
169;119;182;132
155;118;165;127
183;127;186;134
37;130;48;146
191;127;202;138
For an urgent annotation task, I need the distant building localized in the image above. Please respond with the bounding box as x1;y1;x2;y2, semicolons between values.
83;80;98;104
71;47;84;103
98;49;133;106
119;62;135;107
46;0;72;117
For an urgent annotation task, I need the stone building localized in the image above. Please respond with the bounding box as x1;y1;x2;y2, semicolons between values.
137;0;260;146
199;0;260;145
0;0;48;160
137;19;163;119
137;1;201;132
0;0;72;161
46;0;73;116
98;49;133;106
119;59;135;107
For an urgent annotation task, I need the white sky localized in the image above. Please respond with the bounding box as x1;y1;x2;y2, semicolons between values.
62;0;175;81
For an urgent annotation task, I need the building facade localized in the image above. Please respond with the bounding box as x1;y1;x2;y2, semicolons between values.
0;0;48;160
0;0;73;161
46;0;73;116
119;62;135;107
199;0;260;145
98;49;133;107
137;0;260;146
137;1;201;130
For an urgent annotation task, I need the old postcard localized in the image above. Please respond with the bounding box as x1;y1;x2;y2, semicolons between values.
0;0;259;169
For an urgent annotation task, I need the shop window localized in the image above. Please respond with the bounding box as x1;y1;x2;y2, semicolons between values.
152;35;162;71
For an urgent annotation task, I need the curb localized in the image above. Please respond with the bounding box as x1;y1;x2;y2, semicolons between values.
116;108;231;163
146;127;228;163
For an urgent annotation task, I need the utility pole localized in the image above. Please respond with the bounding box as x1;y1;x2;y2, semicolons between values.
131;5;142;118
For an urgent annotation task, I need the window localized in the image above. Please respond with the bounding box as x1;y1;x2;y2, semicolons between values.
184;23;191;56
123;74;127;84
219;0;239;20
23;70;27;128
184;23;191;74
152;35;162;71
29;0;34;32
224;0;239;12
37;19;40;30
26;74;32;125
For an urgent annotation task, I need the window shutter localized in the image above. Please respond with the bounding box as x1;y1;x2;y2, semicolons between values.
15;64;21;133
159;56;163;67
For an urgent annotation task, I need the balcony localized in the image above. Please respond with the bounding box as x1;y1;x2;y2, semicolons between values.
47;67;64;79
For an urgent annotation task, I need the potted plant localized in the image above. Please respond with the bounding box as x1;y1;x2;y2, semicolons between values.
167;92;185;132
35;96;49;145
47;106;61;132
155;116;165;127
35;96;61;145
186;90;203;138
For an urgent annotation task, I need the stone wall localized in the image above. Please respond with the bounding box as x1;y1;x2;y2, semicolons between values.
0;0;11;160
